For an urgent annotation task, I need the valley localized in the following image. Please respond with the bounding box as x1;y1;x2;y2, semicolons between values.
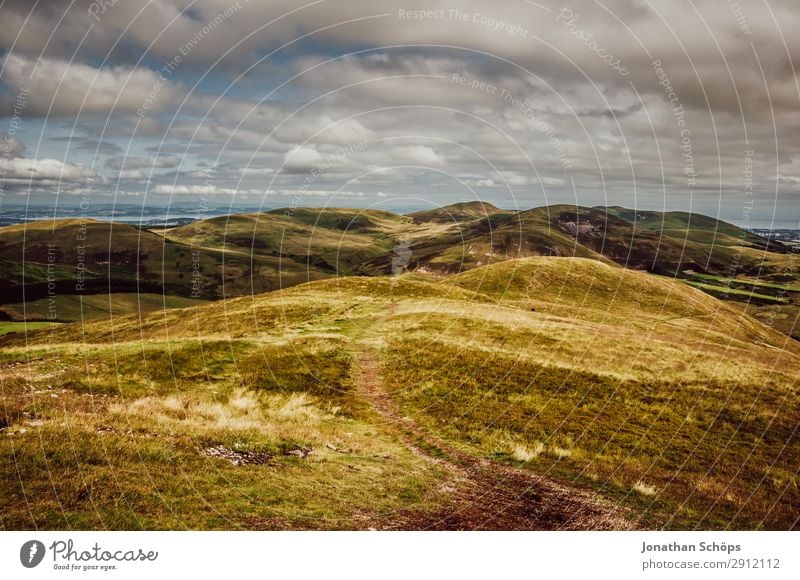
1;203;798;530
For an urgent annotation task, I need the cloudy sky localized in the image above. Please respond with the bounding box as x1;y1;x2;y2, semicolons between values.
1;0;799;226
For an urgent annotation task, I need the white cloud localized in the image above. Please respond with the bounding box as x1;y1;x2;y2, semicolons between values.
0;0;796;220
309;115;375;145
2;54;180;116
117;169;147;180
0;157;106;186
463;178;496;187
392;145;444;166
153;184;216;195
240;167;275;177
282;146;324;173
152;184;257;195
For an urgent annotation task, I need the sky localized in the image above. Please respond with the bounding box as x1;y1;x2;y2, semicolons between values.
1;0;799;227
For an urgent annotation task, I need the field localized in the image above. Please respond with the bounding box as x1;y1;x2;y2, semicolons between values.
0;293;208;322
676;271;800;339
1;256;798;530
0;321;60;336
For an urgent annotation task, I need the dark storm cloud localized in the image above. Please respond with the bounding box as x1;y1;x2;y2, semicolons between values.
0;0;799;222
50;136;122;155
105;154;180;171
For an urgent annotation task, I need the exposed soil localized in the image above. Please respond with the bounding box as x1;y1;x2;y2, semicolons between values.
351;344;636;531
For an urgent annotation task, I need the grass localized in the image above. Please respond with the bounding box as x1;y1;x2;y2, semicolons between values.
379;337;799;529
0;219;329;307
3;203;795;328
1;256;799;530
355;203;795;281
676;271;800;338
0;334;450;529
0;321;61;336
680;280;789;303
164;210;401;275
408;201;510;223
727;302;800;340
0;293;209;322
683;270;800;292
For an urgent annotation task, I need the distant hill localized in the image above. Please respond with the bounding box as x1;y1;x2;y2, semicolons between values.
0;219;315;310
1;203;795;330
165;208;410;276
407;201;511;223
358;204;789;277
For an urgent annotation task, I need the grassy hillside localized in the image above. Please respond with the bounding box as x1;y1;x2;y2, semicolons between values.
2;204;797;346
357;205;609;276
408;201;511;223
675;269;800;340
0;321;60;336
0;219;321;308
605;206;777;246
2;257;797;530
0;293;208;323
355;205;800;345
164;209;408;275
357;204;791;280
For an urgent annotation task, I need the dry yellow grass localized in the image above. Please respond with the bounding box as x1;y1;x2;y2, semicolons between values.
2;256;798;530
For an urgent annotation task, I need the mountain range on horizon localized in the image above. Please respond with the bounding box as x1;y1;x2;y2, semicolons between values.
0;201;790;292
1;199;797;339
5;199;800;231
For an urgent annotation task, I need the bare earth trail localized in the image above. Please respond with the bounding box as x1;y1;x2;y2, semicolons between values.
350;341;636;530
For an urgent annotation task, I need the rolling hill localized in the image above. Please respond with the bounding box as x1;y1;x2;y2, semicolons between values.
0;218;324;321
0;219;266;299
358;204;791;277
163;208;411;275
1;203;796;337
1;257;798;530
407;201;511;223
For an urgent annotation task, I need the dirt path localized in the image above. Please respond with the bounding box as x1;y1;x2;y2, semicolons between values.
351;343;636;530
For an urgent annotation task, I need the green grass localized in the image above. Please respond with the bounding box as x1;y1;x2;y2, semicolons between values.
680;280;789;303
0;258;82;285
238;338;358;413
727;302;800;340
605;207;766;243
1;255;799;530
682;270;800;292
267;206;407;231
0;219;323;305
2;204;795;319
0;321;61;336
408;201;510;223
165;210;402;275
0;292;209;322
0;334;450;529
357;203;792;280
378;336;799;530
